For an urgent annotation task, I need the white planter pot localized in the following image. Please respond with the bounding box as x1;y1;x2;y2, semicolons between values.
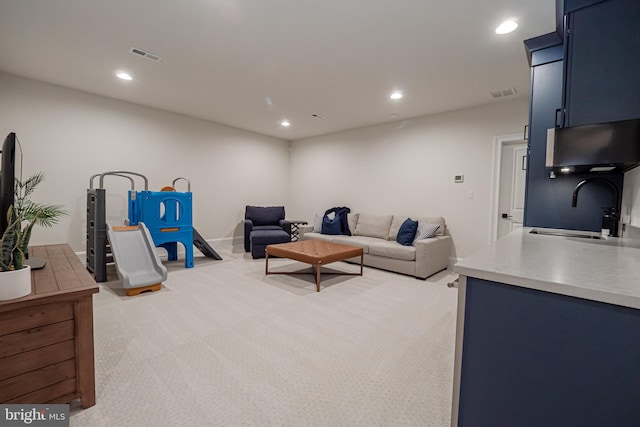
0;265;32;301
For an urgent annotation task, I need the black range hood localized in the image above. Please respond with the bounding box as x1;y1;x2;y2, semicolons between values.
546;118;640;173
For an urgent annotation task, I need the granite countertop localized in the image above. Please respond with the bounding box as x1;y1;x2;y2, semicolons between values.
454;226;640;309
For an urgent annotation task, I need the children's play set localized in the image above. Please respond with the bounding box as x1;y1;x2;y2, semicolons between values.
86;171;221;296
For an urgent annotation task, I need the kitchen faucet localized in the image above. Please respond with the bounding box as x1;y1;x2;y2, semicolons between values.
571;178;620;237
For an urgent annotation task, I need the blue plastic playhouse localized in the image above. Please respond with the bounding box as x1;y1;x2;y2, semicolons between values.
129;182;195;267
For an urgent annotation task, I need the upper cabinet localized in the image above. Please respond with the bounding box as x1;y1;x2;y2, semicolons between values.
521;0;636;232
522;41;623;231
562;0;640;127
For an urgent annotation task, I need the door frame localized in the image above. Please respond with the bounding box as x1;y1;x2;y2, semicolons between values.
489;133;527;243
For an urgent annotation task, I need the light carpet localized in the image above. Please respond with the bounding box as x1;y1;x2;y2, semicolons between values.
70;245;458;427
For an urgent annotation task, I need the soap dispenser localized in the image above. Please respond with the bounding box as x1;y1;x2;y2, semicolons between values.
602;209;611;236
602;207;619;237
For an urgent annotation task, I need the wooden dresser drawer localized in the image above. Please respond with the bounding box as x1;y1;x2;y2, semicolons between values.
0;359;76;402
0;302;74;336
0;319;75;358
0;244;98;408
0;303;77;404
0;339;76;381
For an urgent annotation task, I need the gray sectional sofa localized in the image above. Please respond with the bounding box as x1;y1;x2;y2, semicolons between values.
300;213;451;279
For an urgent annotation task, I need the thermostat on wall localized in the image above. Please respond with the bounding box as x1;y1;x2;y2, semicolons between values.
454;175;464;183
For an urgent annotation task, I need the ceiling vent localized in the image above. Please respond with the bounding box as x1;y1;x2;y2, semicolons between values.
129;47;161;62
490;87;517;99
311;114;325;119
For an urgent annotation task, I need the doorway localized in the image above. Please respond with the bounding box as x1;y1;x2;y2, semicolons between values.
490;134;527;241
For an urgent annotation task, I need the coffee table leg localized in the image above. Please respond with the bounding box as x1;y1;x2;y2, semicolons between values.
360;253;364;276
316;263;321;292
265;251;269;275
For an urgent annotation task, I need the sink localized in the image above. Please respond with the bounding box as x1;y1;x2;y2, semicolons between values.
529;229;604;239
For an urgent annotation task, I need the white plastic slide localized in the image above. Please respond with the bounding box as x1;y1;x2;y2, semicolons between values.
107;223;168;289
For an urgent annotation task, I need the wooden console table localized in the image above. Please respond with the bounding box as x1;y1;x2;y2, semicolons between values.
0;244;99;408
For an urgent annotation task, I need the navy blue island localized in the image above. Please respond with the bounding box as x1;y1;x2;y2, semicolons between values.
451;227;640;427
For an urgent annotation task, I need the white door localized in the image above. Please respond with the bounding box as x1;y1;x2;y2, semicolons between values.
497;141;527;239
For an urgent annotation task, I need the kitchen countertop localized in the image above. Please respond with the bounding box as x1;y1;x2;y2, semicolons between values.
454;226;640;309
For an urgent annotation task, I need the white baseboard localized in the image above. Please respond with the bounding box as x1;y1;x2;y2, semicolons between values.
448;256;461;270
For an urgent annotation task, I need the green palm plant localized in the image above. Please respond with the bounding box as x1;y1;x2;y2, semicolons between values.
0;172;67;271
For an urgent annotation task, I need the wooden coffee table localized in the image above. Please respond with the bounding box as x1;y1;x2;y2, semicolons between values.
265;240;364;292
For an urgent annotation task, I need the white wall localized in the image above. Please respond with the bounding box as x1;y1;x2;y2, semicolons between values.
0;71;530;259
0;72;290;252
288;98;529;259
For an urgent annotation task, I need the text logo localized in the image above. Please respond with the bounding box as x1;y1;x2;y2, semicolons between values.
1;405;69;426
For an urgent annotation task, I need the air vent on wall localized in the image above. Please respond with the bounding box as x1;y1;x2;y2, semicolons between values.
490;87;517;99
129;47;161;62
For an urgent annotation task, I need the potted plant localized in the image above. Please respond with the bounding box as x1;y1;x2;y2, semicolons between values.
0;172;66;300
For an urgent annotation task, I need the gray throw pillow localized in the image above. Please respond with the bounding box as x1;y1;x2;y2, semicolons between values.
413;222;441;244
313;213;323;232
354;214;393;239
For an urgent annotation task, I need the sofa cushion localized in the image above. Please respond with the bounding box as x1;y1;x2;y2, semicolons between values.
329;235;380;253
303;232;334;242
388;215;406;241
252;225;284;232
354;214;393;239
414;216;446;235
397;218;418;246
413;222;441;243
368;241;416;261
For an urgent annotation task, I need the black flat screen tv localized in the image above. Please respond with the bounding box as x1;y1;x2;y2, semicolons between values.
0;132;22;237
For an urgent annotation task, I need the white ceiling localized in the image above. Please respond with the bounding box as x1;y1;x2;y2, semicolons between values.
0;0;555;140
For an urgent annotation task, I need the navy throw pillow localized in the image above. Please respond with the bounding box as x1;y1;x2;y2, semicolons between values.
397;218;418;246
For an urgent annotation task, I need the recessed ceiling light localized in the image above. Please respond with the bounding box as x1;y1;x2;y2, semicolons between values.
116;71;133;81
495;20;518;34
280;120;291;127
390;91;403;100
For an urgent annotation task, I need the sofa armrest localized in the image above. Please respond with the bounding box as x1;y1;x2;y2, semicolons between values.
279;219;292;235
243;219;254;252
414;235;452;279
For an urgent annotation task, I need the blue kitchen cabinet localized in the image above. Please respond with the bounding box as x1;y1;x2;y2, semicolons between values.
523;44;563;228
456;276;640;426
522;39;623;231
562;0;640;127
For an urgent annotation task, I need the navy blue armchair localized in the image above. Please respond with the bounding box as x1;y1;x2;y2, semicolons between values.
244;206;291;257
